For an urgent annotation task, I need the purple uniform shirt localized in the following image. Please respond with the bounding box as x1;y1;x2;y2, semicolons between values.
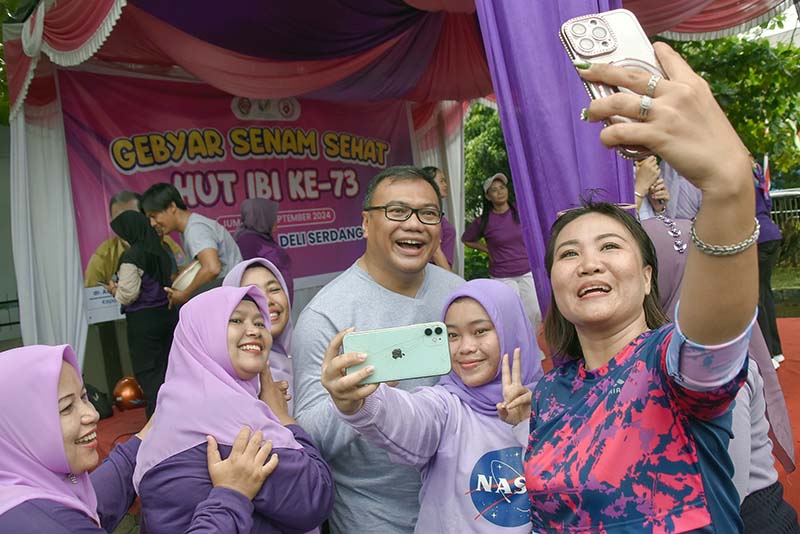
138;425;333;534
754;169;782;244
462;210;530;278
234;233;295;300
0;438;258;534
123;271;169;313
440;215;456;266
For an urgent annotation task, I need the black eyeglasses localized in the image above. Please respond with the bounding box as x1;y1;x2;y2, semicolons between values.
364;204;443;225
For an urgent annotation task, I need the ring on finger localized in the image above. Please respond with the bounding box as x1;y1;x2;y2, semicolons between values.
638;95;653;121
645;74;661;98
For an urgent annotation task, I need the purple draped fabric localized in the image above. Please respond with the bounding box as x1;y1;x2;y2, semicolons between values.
129;0;425;60
307;12;445;101
475;0;633;314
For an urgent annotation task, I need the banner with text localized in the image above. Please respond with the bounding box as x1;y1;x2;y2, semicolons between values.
59;71;413;283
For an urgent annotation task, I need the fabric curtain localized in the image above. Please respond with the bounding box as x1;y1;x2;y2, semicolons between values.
413;101;467;276
475;0;633;314
10;104;88;365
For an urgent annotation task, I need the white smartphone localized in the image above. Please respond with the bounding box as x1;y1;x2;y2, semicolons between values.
560;8;667;159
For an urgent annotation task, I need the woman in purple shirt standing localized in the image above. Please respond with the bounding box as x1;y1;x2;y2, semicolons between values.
423;166;456;270
235;198;295;303
0;344;275;534
462;173;542;344
134;286;334;534
751;156;785;368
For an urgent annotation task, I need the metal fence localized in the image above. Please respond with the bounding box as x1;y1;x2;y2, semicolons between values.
771;188;800;227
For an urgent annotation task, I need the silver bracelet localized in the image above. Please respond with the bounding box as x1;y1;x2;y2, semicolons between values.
690;217;760;256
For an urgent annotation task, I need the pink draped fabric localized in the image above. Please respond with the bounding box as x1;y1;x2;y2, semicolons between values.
116;6;407;99
404;0;477;12
4;0;792;114
41;0;119;54
2;38;33;113
624;0;789;37
406;13;493;102
624;0;715;35
669;0;789;35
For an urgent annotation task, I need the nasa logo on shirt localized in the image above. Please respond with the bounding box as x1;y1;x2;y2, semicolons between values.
468;447;530;527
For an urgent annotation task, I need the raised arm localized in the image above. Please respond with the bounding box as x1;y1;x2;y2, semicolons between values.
581;42;757;344
320;329;448;469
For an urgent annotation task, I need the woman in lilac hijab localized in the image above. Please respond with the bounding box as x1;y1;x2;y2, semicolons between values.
321;279;544;532
0;344;274;533
234;199;294;301
135;285;333;534
224;258;296;414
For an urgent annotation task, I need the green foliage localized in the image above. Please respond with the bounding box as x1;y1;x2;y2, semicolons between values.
0;0;39;125
463;246;490;281
665;35;800;189
463;103;512;219
462;102;510;280
778;218;800;267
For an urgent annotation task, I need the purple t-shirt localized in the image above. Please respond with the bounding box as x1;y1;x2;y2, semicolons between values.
754;169;782;244
462;210;531;278
138;425;333;534
440;215;456;266
234;232;295;300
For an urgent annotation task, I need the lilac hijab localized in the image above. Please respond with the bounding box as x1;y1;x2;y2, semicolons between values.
223;258;293;356
234;198;279;240
0;345;99;523
642;218;796;472
133;286;301;491
438;279;544;417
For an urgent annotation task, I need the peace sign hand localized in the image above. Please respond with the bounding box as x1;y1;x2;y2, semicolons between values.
496;348;532;426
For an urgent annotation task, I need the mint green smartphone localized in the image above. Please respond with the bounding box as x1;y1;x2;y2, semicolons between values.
342;322;452;385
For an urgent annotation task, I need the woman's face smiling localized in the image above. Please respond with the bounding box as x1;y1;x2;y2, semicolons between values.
240;267;290;338
445;298;501;387
58;363;100;474
550;212;652;334
227;299;272;380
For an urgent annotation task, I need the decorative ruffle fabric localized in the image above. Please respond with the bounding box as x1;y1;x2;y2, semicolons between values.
3;0;790;118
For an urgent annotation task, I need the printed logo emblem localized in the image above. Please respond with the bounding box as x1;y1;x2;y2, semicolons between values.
467;447;530;527
391;348;404;360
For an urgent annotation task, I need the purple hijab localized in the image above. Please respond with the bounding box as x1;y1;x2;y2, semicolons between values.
234;198;279;241
0;345;99;523
223;258;293;356
642;218;796;472
437;279;544;417
133;286;301;491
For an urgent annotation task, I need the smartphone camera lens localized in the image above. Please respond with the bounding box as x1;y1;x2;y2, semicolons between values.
570;23;586;36
579;38;594;51
424;328;433;336
434;326;443;335
592;26;608;39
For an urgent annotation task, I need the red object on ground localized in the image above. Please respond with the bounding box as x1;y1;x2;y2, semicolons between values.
112;376;145;411
775;318;800;512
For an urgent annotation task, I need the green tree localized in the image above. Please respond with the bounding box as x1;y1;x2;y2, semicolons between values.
0;0;36;124
664;33;800;189
462;102;511;279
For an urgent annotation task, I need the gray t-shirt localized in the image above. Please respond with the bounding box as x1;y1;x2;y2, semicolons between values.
182;213;242;279
292;262;464;534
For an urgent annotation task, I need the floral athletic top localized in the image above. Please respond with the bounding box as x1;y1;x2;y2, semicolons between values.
525;319;753;534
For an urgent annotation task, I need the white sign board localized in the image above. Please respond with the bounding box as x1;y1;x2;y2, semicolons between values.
85;287;125;324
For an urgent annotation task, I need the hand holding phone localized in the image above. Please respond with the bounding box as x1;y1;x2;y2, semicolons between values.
321;328;379;415
343;322;452;385
560;9;667;159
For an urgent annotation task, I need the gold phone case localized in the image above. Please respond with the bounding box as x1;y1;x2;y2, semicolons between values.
559;9;666;160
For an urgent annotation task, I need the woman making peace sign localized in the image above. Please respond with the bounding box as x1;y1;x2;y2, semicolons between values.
322;279;543;533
